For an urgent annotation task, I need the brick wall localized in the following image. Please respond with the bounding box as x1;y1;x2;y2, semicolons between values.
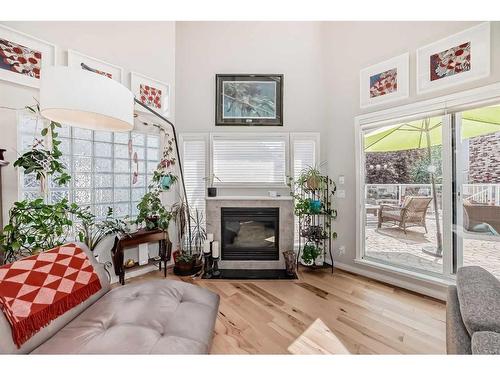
468;132;500;183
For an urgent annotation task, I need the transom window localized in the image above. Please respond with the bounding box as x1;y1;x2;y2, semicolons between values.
18;113;160;219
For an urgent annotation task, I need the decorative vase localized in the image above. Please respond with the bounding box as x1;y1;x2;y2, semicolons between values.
282;250;296;276
207;187;217;197
309;199;321;213
160;175;173;190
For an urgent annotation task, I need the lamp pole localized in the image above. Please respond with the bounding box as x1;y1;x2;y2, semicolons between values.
134;98;192;252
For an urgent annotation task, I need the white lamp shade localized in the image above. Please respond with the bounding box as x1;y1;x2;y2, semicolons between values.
40;66;134;132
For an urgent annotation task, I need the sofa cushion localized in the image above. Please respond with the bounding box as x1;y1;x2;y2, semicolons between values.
0;242;110;354
456;266;500;336
31;279;220;354
471;332;500;355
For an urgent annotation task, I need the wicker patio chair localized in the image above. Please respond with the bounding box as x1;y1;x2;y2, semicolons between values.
377;196;433;234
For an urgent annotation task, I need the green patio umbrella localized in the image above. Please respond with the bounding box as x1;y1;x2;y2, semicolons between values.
364;105;500;256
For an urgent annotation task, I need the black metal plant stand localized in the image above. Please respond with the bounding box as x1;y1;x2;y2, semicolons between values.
295;175;336;273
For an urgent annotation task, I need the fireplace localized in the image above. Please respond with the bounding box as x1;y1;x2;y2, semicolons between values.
221;207;279;261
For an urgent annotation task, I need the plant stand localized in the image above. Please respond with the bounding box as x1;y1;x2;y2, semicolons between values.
294;175;336;273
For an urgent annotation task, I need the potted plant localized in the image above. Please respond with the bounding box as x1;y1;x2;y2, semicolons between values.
296;163;326;191
301;242;321;266
151;133;178;191
171;199;196;274
77;207;132;252
204;173;221;197
136;189;171;231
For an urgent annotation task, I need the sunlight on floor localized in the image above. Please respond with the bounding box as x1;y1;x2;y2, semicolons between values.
287;318;350;354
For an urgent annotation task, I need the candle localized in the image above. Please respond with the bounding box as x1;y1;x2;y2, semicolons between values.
203;241;211;254
207;233;214;243
211;241;220;258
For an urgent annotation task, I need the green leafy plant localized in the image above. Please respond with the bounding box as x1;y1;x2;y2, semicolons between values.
171;199;188;250
0;198;88;264
136;189;171;231
77;207;131;252
301;243;322;265
151;133;178;190
13;104;71;189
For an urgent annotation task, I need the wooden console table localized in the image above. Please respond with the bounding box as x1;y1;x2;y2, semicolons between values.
111;229;172;285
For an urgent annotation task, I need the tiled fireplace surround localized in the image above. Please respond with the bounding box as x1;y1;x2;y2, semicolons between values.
206;197;294;269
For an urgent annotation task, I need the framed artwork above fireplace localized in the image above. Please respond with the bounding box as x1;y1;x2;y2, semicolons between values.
215;74;283;126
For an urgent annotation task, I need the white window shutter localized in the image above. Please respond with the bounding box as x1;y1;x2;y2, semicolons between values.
212;137;287;185
183;139;206;219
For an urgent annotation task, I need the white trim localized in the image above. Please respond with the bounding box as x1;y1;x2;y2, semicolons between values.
336;261;450;301
290;132;321;178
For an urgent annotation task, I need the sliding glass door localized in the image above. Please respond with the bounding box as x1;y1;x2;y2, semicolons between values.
361;115;446;276
454;105;500;278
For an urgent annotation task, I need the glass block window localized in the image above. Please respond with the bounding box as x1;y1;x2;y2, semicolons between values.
18;114;160;219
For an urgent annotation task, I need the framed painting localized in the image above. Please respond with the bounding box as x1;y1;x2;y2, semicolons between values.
130;72;170;117
0;24;56;88
359;53;409;108
215;74;283;126
67;49;123;83
417;22;490;94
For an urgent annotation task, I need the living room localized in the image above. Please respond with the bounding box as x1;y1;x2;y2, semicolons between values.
1;1;499;372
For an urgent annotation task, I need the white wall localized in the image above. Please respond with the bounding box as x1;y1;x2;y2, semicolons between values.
175;21;328;196
0;21;176;269
322;21;500;297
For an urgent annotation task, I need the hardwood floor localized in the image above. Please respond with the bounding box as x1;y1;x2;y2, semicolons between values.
125;267;446;354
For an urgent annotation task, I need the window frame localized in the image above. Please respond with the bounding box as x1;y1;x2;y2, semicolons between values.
354;82;500;294
17;114;161;220
290;132;321;179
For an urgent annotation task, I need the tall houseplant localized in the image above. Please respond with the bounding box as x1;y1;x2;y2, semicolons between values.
1;105;80;264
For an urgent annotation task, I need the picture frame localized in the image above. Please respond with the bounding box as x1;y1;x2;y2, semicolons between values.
417;22;490;94
359;53;409;108
130;72;170;117
0;24;56;88
67;49;123;83
215;74;283;126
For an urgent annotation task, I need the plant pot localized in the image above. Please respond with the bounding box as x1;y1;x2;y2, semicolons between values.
145;216;159;230
306;176;321;190
207;187;217;197
309;199;321;213
160;175;173;191
175;258;195;273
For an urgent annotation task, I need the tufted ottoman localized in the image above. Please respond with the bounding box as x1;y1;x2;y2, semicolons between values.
31;279;220;354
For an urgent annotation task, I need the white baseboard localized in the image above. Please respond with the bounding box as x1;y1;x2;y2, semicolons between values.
333;261;448;301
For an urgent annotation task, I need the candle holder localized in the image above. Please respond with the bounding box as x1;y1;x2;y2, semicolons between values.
203;252;212;278
212;256;221;277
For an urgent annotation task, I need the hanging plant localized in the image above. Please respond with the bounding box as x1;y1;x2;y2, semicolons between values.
13;104;71;191
151;132;178;191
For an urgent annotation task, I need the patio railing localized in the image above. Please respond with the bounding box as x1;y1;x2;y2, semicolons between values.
463;184;500;205
366;183;500;207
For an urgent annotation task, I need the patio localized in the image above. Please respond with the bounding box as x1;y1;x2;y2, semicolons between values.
365;212;500;278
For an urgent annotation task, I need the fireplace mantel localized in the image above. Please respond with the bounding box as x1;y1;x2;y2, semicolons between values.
206;195;292;201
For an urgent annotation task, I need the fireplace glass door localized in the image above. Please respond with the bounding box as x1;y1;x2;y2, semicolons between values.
221;207;279;261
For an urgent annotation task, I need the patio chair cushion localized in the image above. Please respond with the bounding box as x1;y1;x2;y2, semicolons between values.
456;266;500;336
471;332;500;355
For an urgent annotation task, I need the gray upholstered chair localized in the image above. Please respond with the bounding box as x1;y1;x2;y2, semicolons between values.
447;266;500;354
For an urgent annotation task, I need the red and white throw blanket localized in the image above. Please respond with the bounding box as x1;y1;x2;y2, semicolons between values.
0;243;102;348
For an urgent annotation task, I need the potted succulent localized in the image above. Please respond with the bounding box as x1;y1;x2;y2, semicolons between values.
204;173;221;197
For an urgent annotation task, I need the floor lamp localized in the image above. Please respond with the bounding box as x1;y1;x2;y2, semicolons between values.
40;66;192;249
